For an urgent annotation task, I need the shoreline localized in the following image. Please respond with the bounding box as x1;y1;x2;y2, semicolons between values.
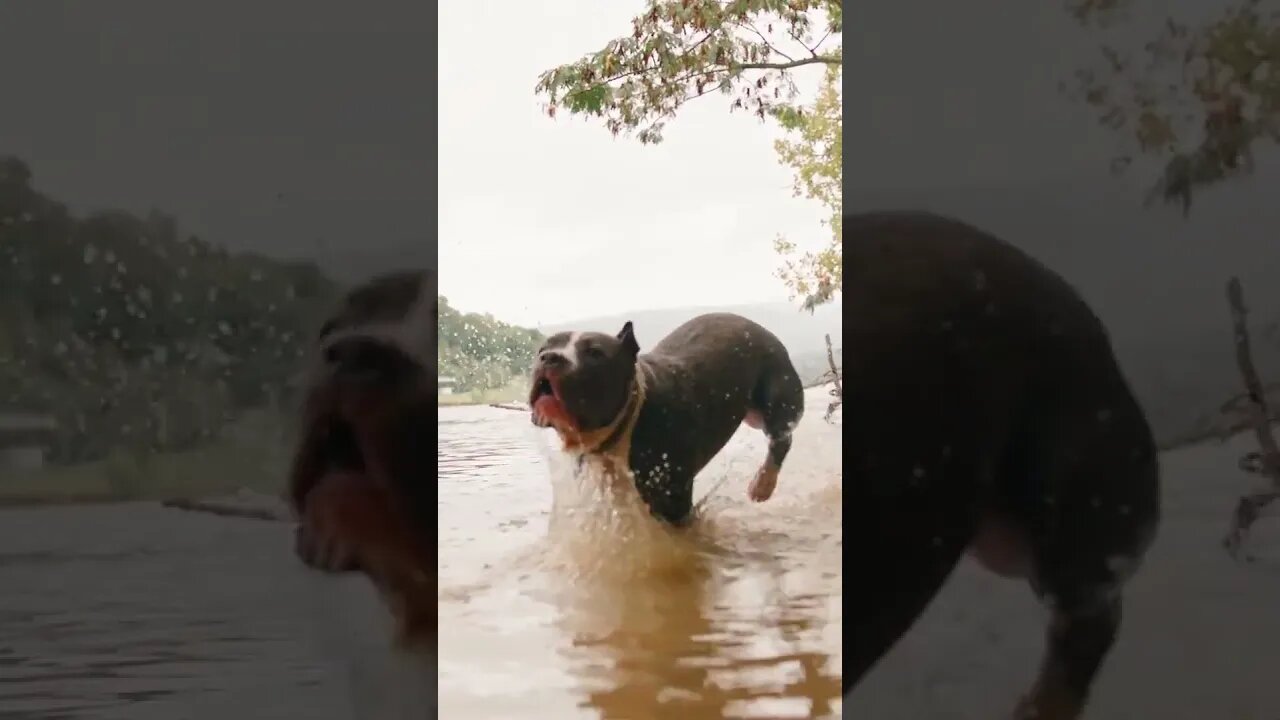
438;397;525;408
2;408;1259;511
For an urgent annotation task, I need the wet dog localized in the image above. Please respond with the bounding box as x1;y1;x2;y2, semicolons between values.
529;312;805;524
287;269;437;646
845;211;1161;719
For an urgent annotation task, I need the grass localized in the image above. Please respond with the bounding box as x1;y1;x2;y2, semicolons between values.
2;380;535;508
438;379;527;407
0;414;290;508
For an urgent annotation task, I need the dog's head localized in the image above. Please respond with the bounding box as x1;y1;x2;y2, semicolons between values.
530;321;640;439
288;269;437;527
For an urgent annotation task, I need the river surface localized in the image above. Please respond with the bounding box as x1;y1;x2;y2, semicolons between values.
437;387;844;719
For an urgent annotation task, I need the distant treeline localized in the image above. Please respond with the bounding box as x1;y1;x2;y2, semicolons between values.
0;156;342;462
438;296;543;393
0;156;549;462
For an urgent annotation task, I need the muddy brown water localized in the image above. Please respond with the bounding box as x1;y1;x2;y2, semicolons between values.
437;387;844;719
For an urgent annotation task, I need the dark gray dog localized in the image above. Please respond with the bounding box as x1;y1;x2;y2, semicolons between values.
529;313;805;524
845;211;1161;720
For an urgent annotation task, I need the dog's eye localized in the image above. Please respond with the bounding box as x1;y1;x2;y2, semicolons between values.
583;345;605;359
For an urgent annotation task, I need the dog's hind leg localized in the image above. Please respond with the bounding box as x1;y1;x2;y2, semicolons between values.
1014;593;1121;720
1016;521;1148;720
1012;402;1159;720
747;367;806;502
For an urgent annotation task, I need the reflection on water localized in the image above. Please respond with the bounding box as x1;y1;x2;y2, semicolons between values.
438;387;844;719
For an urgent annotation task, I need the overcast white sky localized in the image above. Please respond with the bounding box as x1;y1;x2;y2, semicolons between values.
437;0;834;327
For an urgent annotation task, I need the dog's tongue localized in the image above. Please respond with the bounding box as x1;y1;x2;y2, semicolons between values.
533;394;570;427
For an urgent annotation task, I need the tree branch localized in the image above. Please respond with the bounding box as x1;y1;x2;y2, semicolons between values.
822;333;842;422
1221;276;1280;560
739;56;841;70
806;29;833;57
554;51;838;107
738;22;795;63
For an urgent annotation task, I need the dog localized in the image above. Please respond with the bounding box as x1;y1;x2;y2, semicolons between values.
844;211;1161;719
528;312;805;525
286;269;437;646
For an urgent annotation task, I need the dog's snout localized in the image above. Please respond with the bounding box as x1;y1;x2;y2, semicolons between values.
538;350;569;369
324;336;409;382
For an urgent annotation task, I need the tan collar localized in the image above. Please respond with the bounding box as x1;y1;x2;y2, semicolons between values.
562;364;647;460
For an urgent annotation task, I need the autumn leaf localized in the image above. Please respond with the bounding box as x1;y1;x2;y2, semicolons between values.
1067;0;1280;212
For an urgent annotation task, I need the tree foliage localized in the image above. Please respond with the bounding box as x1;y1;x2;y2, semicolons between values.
1067;0;1280;213
534;0;842;144
535;0;843;311
437;297;543;394
773;61;841;310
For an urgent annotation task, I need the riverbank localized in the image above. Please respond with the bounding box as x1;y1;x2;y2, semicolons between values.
0;439;285;508
437;380;527;407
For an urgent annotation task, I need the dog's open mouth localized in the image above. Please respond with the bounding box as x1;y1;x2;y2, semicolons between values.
322;419;365;472
291;412;385;508
530;370;574;430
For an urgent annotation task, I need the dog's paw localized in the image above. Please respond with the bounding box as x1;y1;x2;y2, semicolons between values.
748;464;778;502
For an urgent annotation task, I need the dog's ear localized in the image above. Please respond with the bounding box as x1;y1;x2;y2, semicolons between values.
617;321;639;356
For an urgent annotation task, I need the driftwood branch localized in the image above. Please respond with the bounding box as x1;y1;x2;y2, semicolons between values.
1222;276;1280;559
161;497;291;523
488;402;528;412
822;333;843;422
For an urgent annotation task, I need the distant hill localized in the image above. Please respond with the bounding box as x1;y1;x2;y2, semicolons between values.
542;301;841;359
535;266;1280;443
540;301;843;387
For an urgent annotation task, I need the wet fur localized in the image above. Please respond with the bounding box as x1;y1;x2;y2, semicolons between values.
843;211;1160;719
